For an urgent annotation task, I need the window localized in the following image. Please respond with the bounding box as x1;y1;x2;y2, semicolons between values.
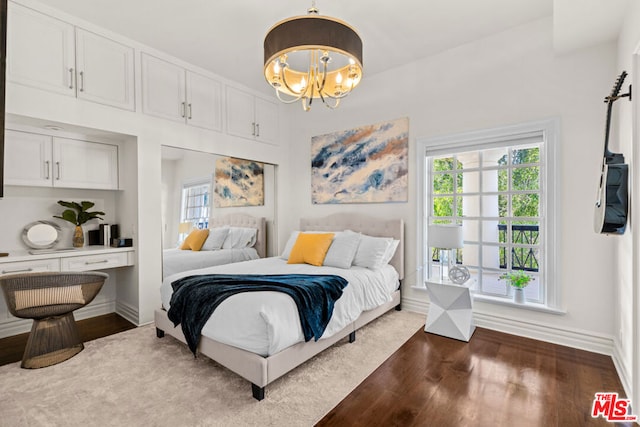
418;119;560;309
180;180;210;229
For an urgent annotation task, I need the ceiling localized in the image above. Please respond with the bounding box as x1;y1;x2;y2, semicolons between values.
37;0;628;96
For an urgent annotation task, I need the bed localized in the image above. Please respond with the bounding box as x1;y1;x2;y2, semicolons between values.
162;214;266;278
155;213;404;400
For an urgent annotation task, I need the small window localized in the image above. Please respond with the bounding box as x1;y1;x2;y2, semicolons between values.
180;180;210;230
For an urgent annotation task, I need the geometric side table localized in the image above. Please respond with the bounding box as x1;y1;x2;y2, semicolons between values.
424;280;476;342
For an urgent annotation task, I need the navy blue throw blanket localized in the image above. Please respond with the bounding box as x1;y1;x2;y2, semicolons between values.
167;274;348;355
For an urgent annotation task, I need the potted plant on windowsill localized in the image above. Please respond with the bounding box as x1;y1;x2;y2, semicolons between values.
499;270;533;304
53;201;105;248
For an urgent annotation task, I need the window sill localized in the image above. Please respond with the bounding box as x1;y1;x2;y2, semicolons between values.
412;285;566;315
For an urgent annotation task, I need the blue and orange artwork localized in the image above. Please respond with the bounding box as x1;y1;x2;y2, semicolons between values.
214;157;264;207
311;117;409;204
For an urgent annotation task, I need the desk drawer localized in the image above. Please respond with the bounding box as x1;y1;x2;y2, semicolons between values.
61;252;129;271
0;259;60;276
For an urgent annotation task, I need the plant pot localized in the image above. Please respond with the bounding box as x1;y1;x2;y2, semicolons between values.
72;225;84;248
513;287;525;304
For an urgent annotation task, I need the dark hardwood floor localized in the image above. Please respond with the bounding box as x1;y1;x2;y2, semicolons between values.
0;315;632;426
0;312;136;366
317;327;634;427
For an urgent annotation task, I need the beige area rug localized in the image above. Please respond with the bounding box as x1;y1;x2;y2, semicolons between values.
0;310;424;427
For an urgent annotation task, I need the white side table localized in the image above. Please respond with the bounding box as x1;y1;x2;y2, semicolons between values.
424;280;475;342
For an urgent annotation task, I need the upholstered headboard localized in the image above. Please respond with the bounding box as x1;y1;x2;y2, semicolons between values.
299;213;405;280
209;213;266;258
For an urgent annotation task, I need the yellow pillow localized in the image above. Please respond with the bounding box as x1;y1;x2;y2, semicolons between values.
180;229;210;251
287;233;335;266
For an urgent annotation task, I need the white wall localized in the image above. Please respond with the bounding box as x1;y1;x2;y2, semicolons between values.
285;17;619;352
614;0;640;412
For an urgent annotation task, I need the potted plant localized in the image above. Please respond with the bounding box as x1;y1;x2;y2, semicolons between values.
53;200;105;247
499;270;533;304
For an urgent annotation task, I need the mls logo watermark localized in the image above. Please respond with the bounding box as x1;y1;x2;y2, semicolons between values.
591;392;637;422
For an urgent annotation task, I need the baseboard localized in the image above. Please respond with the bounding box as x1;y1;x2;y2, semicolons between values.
116;300;139;326
401;296;614;356
612;338;633;400
401;295;429;314
0;300;116;338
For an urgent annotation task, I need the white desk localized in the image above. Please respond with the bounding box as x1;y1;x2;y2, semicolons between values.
424;280;475;342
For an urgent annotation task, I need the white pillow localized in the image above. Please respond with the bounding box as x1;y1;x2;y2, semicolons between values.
201;226;230;251
323;230;361;269
380;239;400;266
222;227;257;249
281;231;301;260
353;234;393;270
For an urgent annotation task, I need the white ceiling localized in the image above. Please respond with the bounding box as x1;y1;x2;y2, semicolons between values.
36;0;628;95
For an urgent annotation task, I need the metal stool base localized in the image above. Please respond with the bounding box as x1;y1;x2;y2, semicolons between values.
21;313;84;369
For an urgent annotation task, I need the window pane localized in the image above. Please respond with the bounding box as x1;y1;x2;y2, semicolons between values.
482;220;502;244
482;245;502;269
512;146;539;164
461;219;479;242
481;194;500;217
511;247;539;272
484;148;508;166
433;157;454;171
498;169;508;191
482;271;508;296
512;166;540;191
457;151;480;168
433;196;453;217
512;194;539;217
461;171;479;193
460;195;480;217
461;243;479;268
482;170;500;192
433;173;454;194
511;222;540;245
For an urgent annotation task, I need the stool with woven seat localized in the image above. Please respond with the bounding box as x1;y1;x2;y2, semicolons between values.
0;271;108;368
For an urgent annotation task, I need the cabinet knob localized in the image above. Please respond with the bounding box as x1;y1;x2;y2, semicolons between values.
252;122;256;136
68;68;74;89
79;71;84;92
256;123;260;137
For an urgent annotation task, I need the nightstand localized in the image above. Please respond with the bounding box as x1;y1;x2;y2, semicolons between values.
424;280;475;342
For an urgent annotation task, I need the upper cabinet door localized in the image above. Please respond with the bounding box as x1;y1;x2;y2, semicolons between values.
226;86;256;140
255;97;278;145
52;137;118;190
7;3;75;96
141;53;186;123
4;130;53;186
75;29;135;111
186;71;222;132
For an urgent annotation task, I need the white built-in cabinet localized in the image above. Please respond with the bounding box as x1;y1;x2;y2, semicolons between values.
4;129;119;190
141;53;223;132
6;2;135;110
226;86;279;145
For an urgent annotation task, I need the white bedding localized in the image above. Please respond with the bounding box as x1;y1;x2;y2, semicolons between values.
162;248;259;279
161;257;399;356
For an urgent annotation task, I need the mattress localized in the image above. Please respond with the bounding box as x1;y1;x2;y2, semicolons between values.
162;247;259;278
161;257;399;356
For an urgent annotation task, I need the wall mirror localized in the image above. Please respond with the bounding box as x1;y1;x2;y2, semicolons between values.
160;146;278;274
22;220;61;249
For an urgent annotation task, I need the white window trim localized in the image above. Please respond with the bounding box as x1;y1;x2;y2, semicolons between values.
416;118;562;311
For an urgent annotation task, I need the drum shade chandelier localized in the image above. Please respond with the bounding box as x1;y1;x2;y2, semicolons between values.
263;1;363;111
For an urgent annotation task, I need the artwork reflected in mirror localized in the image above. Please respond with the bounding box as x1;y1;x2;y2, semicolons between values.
214;157;264;207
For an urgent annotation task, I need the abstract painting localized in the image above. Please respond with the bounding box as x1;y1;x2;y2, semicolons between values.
311;117;409;204
214;157;264;207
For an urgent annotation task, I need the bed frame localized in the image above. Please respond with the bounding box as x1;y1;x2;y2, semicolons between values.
154;213;404;400
209;213;266;258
